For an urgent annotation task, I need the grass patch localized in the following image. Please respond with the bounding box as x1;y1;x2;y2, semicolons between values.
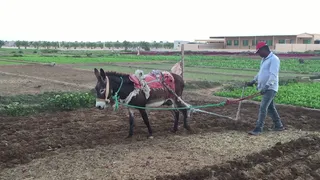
0;61;23;65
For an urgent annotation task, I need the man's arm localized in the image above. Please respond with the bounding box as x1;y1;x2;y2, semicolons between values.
266;58;280;86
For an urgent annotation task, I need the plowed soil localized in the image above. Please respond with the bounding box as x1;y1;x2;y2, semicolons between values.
1;64;320;180
158;134;320;180
1;100;320;179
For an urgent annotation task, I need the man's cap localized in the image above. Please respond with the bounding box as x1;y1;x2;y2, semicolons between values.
255;41;268;53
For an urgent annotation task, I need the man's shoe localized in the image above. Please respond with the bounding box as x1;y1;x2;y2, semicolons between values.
268;125;286;131
271;126;286;131
248;127;262;135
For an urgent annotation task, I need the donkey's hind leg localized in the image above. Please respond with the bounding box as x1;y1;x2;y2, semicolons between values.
139;109;153;138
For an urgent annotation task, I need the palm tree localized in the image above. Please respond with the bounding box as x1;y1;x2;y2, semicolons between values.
15;41;22;49
0;40;5;48
122;40;131;51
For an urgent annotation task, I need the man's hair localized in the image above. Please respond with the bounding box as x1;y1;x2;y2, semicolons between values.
260;45;270;52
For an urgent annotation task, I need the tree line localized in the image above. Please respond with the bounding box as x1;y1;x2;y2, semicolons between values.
0;40;175;51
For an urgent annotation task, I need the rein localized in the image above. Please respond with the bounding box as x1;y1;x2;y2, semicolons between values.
110;76;123;110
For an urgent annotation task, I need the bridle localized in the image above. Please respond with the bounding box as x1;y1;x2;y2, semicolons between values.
96;76;124;106
96;75;111;104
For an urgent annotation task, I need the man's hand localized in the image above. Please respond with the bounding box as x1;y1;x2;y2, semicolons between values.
245;80;256;87
260;85;269;95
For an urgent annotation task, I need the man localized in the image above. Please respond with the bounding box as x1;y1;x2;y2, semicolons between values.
246;42;285;135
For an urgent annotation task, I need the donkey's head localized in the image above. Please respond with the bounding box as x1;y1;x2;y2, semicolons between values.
94;68;112;110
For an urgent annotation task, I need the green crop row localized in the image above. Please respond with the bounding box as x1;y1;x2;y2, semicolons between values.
186;59;320;73
5;54;320;73
214;82;320;109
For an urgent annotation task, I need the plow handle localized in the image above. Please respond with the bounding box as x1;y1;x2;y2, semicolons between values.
226;92;261;105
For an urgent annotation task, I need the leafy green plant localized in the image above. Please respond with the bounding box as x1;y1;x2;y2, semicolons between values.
1;102;38;116
44;92;95;111
215;82;320;109
0;92;96;116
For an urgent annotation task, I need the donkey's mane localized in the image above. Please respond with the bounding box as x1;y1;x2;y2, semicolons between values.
104;71;130;77
104;71;132;84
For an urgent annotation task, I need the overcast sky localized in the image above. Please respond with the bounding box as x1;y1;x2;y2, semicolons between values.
0;0;319;42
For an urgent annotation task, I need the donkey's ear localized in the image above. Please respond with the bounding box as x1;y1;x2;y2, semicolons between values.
94;68;102;81
100;68;106;80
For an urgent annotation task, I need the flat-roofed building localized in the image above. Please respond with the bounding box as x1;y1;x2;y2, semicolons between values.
209;33;320;50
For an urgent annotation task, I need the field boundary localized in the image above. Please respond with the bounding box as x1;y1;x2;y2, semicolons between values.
82;63;254;78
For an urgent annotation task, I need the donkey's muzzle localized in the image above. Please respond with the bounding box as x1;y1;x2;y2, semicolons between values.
95;100;107;110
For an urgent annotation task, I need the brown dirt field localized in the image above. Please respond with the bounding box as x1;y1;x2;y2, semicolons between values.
0;64;95;95
0;64;96;88
0;73;88;96
0;64;320;179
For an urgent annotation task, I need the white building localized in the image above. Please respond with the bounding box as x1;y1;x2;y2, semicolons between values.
173;40;190;50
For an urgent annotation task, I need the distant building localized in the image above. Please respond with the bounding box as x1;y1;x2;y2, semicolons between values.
173;40;190;50
184;33;320;52
208;33;320;50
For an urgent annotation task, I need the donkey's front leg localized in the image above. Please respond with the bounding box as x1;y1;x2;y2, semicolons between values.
139;109;153;138
177;102;192;131
170;110;180;133
127;108;135;138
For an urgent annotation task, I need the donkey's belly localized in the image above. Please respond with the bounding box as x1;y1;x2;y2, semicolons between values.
146;89;174;107
146;100;166;107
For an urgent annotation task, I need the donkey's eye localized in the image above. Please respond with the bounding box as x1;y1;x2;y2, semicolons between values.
100;89;106;94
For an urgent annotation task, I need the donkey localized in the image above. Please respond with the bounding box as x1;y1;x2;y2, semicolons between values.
93;68;191;138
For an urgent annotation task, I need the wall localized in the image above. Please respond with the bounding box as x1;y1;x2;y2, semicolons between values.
275;44;320;52
180;44;255;52
182;43;224;51
314;34;320;41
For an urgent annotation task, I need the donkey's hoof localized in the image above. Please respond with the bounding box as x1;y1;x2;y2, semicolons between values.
148;135;154;139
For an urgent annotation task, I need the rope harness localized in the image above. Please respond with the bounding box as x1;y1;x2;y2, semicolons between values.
101;74;261;120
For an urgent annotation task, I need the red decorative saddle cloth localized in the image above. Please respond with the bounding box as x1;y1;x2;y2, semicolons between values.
129;71;175;92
